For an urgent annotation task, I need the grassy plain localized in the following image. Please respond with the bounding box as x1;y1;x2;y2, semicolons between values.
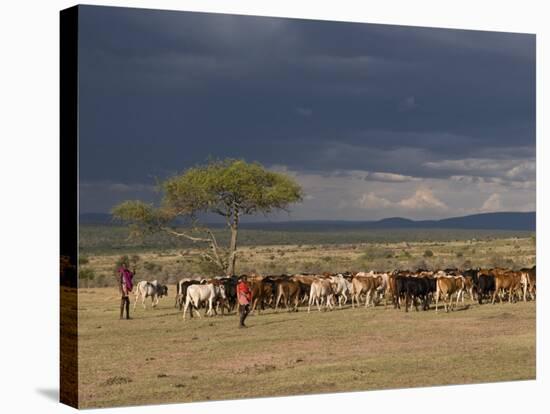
78;287;535;408
76;226;536;408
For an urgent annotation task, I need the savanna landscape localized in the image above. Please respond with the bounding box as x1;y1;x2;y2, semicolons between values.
70;5;537;410
75;226;536;408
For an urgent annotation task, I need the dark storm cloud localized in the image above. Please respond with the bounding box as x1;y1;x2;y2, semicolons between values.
77;5;535;215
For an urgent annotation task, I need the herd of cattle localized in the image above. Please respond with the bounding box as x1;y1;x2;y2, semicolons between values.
132;265;536;320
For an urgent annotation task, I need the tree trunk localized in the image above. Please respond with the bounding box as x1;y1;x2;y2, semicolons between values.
226;214;239;276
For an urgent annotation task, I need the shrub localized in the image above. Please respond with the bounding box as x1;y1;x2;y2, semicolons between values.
197;258;222;277
79;267;95;288
78;256;89;265
115;255;130;269
362;246;393;261
143;261;163;273
415;259;429;270
423;250;434;258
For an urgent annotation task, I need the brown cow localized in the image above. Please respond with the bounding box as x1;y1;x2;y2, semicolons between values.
274;279;303;312
249;278;275;314
521;266;536;301
435;274;465;312
491;271;522;304
351;275;383;308
456;276;475;304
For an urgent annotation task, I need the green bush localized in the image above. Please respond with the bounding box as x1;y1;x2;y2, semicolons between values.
423;250;434;258
79;267;95;288
143;261;163;273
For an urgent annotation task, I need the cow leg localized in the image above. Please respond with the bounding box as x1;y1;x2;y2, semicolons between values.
182;300;189;320
133;293;139;311
275;292;283;312
294;295;300;312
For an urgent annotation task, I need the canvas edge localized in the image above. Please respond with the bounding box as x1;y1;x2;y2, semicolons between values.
60;4;79;409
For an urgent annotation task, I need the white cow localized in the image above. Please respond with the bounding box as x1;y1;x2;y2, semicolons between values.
134;280;168;310
329;274;352;307
183;283;226;320
307;279;335;313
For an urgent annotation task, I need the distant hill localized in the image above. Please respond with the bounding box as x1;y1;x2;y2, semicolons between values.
80;212;535;231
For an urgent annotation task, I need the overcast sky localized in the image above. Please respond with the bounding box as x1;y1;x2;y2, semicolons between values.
78;5;535;220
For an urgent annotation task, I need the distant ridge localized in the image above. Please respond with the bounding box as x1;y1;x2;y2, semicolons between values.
80;212;535;231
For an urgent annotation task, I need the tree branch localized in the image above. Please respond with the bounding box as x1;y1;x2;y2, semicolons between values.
160;226;211;243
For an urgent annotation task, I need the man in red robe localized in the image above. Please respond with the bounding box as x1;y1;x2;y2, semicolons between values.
236;276;252;328
117;262;134;320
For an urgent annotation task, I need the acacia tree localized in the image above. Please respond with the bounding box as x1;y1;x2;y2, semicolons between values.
112;159;303;276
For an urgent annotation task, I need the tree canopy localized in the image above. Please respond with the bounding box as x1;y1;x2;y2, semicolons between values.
112;159;303;275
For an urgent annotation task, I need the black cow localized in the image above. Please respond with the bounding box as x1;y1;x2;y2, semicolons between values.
175;279;200;310
477;274;495;304
462;268;480;299
395;275;435;312
220;276;239;312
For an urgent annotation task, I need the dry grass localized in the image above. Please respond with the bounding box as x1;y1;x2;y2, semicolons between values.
77;286;535;408
82;236;535;287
